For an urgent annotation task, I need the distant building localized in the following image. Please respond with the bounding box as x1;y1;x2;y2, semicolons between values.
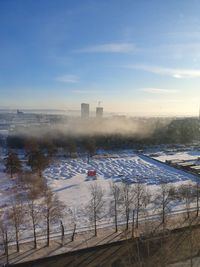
96;107;103;118
17;109;24;115
81;103;89;119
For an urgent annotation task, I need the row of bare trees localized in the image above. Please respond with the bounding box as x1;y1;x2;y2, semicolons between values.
87;181;151;237
0;173;65;260
1;167;200;265
87;179;200;237
1;177;200;250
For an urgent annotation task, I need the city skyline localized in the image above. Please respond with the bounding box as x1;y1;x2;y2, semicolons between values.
1;0;200;116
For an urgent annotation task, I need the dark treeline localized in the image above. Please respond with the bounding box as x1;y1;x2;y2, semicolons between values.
152;117;200;144
5;117;200;152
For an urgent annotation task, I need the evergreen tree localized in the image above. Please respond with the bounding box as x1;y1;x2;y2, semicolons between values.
27;150;49;177
5;151;22;178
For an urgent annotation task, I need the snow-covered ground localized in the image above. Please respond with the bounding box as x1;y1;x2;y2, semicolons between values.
147;149;200;163
41;151;198;224
44;152;198;185
1;149;200;229
0;161;14;205
0;148;200;253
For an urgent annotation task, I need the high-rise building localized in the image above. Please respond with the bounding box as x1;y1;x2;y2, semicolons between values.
96;107;103;118
81;103;89;119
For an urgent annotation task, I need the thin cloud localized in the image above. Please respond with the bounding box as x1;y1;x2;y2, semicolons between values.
151;43;200;60
75;43;137;53
56;74;80;83
141;88;179;94
126;64;200;78
72;89;98;94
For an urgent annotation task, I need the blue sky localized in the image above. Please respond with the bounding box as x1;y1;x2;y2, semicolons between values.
1;0;200;116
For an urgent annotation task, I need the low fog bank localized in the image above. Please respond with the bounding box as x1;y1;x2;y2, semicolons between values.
12;117;171;139
5;116;199;150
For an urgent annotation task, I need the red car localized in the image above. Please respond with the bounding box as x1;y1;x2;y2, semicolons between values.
87;170;97;177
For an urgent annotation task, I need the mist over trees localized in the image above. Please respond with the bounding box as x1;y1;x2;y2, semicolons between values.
4;117;200;154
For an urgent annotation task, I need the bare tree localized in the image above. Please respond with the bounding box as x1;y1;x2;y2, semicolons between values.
87;182;104;236
133;181;150;228
42;188;65;247
6;183;25;254
131;209;135;238
60;220;65;245
120;182;134;230
26;184;43;249
67;208;77;242
109;181;121;232
196;179;200;217
0;209;10;265
15;172;46;249
71;223;76;242
9;196;24;252
154;183;176;225
177;183;195;219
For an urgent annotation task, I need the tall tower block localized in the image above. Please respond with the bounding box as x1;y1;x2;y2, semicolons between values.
81;103;89;119
96;107;103;118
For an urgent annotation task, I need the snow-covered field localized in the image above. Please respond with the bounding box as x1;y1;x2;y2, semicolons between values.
1;149;200;228
41;151;198;220
44;152;198;185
